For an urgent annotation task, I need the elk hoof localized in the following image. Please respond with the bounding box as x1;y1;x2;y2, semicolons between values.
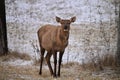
53;74;57;78
57;75;60;77
39;72;42;75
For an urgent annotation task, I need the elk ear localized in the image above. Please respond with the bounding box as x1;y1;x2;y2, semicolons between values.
56;16;61;23
70;16;76;22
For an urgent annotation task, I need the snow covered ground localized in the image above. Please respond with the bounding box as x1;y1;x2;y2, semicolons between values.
5;0;118;63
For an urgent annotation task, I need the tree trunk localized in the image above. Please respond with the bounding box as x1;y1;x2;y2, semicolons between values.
116;5;120;66
0;19;6;55
0;0;8;55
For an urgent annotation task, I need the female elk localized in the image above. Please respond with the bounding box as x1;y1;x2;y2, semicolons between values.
37;16;76;77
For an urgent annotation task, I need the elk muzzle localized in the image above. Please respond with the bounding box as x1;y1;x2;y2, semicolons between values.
64;25;69;31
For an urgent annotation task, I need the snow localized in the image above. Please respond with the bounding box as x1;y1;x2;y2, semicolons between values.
5;0;117;63
6;0;116;24
6;59;33;66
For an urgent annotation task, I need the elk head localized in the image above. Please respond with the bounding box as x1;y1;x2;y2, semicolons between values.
56;16;76;31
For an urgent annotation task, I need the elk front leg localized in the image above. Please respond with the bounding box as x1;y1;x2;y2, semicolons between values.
53;51;57;77
58;51;64;77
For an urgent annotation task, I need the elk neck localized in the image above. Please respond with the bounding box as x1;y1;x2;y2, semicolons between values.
59;27;69;43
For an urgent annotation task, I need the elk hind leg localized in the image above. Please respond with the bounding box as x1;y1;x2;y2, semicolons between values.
39;47;45;75
45;51;53;76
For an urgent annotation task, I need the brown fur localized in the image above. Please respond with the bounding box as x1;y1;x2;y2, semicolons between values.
37;16;76;77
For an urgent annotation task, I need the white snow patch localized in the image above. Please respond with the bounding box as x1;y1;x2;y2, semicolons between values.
6;59;33;66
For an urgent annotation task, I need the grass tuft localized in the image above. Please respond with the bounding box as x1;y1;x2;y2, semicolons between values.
0;51;31;61
63;54;117;72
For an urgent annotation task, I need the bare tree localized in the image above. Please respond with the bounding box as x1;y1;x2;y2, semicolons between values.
0;0;8;55
104;0;120;66
116;4;120;66
0;18;5;54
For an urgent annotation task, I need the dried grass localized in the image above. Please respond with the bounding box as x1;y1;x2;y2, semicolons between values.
102;54;117;67
62;61;80;68
62;54;117;72
81;54;117;71
33;58;47;66
0;51;31;61
0;55;120;80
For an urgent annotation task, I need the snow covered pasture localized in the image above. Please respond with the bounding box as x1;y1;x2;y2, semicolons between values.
5;0;117;63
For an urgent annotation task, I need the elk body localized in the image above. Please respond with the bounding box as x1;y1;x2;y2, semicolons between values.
37;16;76;77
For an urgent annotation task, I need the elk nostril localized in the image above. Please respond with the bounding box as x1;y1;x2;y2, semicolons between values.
64;26;67;29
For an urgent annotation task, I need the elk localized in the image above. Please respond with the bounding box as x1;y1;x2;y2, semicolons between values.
37;16;76;77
